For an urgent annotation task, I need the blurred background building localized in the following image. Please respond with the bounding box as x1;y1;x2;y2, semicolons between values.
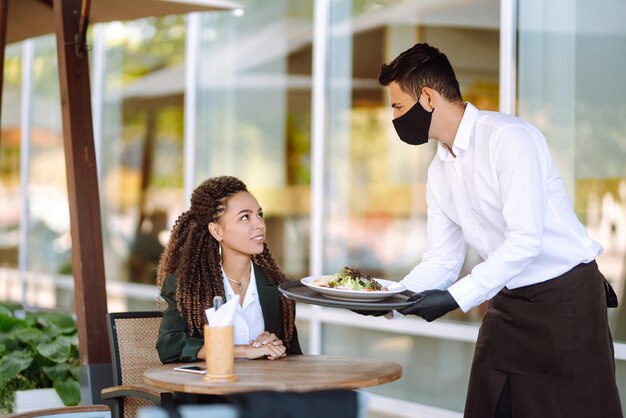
1;0;625;416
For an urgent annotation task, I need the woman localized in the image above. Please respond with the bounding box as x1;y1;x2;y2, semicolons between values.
156;176;302;363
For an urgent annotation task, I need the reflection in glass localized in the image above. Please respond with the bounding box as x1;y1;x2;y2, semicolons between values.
0;44;22;274
316;1;500;413
194;1;314;281
29;36;69;277
518;0;626;342
324;0;500;325
100;17;187;291
519;2;626;414
323;323;474;412
0;37;70;308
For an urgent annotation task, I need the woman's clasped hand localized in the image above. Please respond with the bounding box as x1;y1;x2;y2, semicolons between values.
245;331;286;360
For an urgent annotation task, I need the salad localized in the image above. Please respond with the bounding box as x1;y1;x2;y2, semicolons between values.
313;267;386;291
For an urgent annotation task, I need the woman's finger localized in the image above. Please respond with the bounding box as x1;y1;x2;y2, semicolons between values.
266;343;286;359
261;333;278;345
251;332;271;348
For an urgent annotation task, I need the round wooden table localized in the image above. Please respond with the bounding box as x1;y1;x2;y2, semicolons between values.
144;355;402;395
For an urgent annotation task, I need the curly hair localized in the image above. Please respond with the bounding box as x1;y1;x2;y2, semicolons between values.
156;176;296;347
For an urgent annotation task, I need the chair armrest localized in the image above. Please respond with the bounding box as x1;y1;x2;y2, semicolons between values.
101;385;173;405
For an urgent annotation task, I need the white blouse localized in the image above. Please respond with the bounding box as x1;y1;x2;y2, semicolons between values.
221;262;266;345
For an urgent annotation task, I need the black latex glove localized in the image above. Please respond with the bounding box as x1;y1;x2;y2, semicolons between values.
398;289;459;322
349;309;389;317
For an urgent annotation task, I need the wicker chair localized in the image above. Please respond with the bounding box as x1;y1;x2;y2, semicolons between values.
4;405;111;418
101;312;173;418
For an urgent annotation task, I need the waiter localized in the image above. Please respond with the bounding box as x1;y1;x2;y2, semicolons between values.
362;43;622;417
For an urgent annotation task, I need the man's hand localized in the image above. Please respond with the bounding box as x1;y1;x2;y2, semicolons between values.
398;289;459;322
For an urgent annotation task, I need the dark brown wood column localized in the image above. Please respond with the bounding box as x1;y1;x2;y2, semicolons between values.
52;0;112;403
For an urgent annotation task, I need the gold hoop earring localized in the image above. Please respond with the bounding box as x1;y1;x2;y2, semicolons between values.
218;241;222;259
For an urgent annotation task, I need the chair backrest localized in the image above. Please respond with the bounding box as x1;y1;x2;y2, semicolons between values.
4;405;111;418
107;311;163;387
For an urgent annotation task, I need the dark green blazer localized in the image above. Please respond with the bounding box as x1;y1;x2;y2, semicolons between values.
156;263;302;363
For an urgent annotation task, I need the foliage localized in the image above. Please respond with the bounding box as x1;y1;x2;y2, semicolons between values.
0;304;80;414
113;15;187;87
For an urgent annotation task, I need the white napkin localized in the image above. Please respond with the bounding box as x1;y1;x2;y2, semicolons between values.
205;294;239;327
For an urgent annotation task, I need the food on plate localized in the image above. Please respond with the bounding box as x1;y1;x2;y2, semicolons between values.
313;267;387;291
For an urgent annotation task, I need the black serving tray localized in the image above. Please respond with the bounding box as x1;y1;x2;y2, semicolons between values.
278;280;416;311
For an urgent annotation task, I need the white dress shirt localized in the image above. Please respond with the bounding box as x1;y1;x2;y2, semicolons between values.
400;103;602;312
222;262;265;345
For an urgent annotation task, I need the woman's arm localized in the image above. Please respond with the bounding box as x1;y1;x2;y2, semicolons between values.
156;275;203;363
240;331;286;359
234;341;286;360
197;340;286;361
198;331;286;361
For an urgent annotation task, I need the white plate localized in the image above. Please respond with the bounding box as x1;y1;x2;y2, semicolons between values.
300;276;406;302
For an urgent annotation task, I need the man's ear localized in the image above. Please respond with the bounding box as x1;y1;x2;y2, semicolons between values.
420;87;436;111
208;222;222;241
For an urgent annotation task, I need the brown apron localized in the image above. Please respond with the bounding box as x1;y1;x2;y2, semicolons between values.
464;261;622;418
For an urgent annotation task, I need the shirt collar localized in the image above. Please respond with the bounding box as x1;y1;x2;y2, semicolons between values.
436;102;477;161
246;263;259;302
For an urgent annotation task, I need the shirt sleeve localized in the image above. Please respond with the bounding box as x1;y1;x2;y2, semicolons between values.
400;168;467;294
155;275;203;363
448;125;547;312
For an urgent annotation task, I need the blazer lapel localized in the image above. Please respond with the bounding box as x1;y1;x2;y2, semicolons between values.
254;264;282;338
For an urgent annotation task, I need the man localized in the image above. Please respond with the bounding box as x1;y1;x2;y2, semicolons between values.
367;43;622;417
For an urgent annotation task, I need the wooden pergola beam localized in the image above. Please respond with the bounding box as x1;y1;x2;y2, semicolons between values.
52;0;112;403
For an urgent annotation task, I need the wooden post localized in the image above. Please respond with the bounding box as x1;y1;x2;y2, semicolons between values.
52;0;112;404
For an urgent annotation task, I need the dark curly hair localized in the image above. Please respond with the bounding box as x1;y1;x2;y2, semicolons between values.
378;42;463;104
156;176;296;347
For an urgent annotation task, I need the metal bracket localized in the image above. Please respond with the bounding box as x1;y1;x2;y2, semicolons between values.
74;0;91;58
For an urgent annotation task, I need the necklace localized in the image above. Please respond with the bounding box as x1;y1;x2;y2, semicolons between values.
227;277;243;291
222;264;251;292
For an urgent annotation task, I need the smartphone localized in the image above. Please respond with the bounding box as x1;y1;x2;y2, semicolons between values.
173;365;207;374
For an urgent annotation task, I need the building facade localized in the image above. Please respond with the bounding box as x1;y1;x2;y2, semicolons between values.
1;0;625;416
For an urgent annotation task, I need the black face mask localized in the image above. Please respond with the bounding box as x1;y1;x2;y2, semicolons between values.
392;97;433;146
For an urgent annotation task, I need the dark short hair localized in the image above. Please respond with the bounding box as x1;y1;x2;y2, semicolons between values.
378;43;463;104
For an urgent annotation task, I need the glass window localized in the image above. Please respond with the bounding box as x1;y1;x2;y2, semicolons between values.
0;44;22;276
100;17;187;296
29;36;68;277
0;37;70;309
0;44;23;305
324;0;500;324
519;3;626;414
317;1;500;412
518;0;626;339
323;324;474;410
195;1;314;280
